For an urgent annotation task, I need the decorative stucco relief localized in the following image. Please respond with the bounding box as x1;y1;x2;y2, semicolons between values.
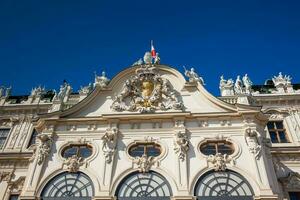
101;127;118;164
244;127;261;159
279;172;300;190
64;155;85;172
0;171;14;182
111;64;183;113
173;129;189;161
36;134;53;165
207;153;232;171
8;176;25;192
133;154;156;173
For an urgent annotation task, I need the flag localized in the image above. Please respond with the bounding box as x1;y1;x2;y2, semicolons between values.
151;40;156;58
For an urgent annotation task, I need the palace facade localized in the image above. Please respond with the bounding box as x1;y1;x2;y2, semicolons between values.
0;52;300;200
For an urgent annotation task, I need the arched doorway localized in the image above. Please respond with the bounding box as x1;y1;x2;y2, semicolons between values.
194;170;254;200
116;171;172;200
41;172;94;200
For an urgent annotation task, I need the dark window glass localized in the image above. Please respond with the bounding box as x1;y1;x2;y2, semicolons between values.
0;129;10;149
62;145;92;159
79;146;93;158
201;144;216;155
289;192;300;200
27;129;38;147
269;131;278;143
218;143;234;154
128;143;161;158
9;194;19;200
267;121;289;143
200;141;234;156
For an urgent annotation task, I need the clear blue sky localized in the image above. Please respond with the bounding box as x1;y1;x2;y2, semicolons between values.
1;0;300;96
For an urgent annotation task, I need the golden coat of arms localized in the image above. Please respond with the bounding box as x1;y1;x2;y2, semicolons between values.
111;65;183;113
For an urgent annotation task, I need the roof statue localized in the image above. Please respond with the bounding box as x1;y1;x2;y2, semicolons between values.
94;71;110;87
219;75;234;96
234;75;243;94
271;72;294;94
242;74;253;94
184;67;205;85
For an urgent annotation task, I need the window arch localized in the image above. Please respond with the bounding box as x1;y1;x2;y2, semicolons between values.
41;172;94;200
116;171;172;200
194;170;254;200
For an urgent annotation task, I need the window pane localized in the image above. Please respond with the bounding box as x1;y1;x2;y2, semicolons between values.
267;122;274;129
9;194;19;200
201;144;217;155
275;121;284;129
269;131;279;143
79;146;92;158
63;147;78;158
289;192;300;200
28;129;38;147
278;131;288;143
129;146;144;157
146;145;161;157
218;144;233;155
0;129;9;149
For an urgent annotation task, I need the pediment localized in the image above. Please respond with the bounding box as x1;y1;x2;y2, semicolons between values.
40;64;262;119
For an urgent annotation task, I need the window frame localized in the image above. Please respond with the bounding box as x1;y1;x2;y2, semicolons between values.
199;140;235;156
267;120;290;143
0;128;11;150
127;141;163;159
61;144;93;159
27;128;38;148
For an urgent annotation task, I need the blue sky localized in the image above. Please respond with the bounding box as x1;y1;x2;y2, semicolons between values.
1;0;300;96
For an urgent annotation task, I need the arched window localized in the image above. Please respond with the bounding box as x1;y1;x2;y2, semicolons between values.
41;172;94;200
194;171;254;200
116;171;172;200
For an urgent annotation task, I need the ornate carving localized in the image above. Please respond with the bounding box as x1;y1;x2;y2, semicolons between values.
269;114;284;120
0;86;12;98
184;67;204;85
64;155;84;172
244;127;261;158
36;134;53;165
173;129;189;161
279;172;300;190
220;74;253;96
8;176;25;192
111;65;183;113
101;128;118;164
79;83;93;95
133;154;155;173
94;71;110;87
30;86;45;97
53;81;72;102
219;75;234;96
207;153;232;171
242;74;252;94
272;72;292;86
0;171;14;182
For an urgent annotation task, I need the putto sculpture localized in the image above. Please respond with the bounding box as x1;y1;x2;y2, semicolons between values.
111;63;183;113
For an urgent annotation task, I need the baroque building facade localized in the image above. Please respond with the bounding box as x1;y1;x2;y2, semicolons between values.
0;52;300;200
